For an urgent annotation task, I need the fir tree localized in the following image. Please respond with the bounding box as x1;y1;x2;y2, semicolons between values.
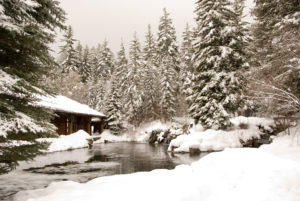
98;40;115;81
0;0;66;174
157;8;180;120
190;0;248;129
74;41;83;73
104;75;124;135
126;33;145;126
251;0;300;115
87;47;105;109
80;45;92;83
59;26;78;73
143;25;160;120
180;23;194;113
115;42;129;110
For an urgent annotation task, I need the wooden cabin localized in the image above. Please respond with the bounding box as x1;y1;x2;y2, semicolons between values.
38;95;105;135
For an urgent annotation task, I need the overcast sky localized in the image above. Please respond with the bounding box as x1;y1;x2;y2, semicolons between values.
52;0;254;56
52;0;196;56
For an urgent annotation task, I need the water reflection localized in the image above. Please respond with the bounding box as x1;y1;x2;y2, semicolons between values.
0;142;209;201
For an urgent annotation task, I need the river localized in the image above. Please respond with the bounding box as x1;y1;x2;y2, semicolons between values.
0;142;209;201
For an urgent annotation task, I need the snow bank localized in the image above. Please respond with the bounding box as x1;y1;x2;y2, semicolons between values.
169;116;275;153
14;148;300;201
260;124;300;161
37;130;91;152
96;119;191;143
93;130;131;143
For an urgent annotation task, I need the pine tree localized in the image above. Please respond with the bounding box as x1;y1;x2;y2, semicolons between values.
59;26;78;73
104;75;124;135
143;25;160;120
87;46;104;109
98;40;115;80
180;23;194;113
74;41;83;73
115;42;129;111
94;41;114;111
126;33;145;126
190;0;248;129
80;45;92;83
157;8;180;121
157;8;180;70
251;0;300;115
0;0;65;174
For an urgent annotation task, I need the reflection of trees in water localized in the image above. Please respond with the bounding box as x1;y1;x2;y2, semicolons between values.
90;143;204;174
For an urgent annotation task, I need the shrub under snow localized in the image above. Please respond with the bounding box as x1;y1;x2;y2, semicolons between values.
168;116;275;153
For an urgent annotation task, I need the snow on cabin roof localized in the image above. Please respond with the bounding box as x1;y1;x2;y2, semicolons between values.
38;95;105;117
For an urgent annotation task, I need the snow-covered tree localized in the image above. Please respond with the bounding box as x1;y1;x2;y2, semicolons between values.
160;56;177;121
143;25;160;120
251;0;300;115
190;0;248;129
74;41;83;72
157;8;180;71
126;33;145;126
104;75;124;135
80;45;92;83
115;42;129;108
98;40;115;81
157;8;180;120
59;26;78;73
180;23;194;114
0;0;65;174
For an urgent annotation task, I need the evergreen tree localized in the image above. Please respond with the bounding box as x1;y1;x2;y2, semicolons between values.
87;47;104;109
126;33;145;126
190;0;248;129
80;45;92;83
143;25;160;120
98;40;115;80
251;0;300;115
59;26;78;73
74;41;83;73
180;23;194;113
157;8;180;71
0;0;65;174
115;42;129;110
94;41;114;111
157;8;180;120
104;75;124;135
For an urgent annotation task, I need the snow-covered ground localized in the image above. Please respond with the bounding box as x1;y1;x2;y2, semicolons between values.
37;130;91;152
168;116;275;152
14;126;300;201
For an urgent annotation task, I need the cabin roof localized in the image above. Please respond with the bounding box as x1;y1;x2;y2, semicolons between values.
38;95;105;117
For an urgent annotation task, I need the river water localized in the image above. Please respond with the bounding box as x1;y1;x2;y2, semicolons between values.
0;142;209;201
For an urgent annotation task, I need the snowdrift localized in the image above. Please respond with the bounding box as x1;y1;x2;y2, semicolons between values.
37;130;91;152
168;116;275;152
14;148;300;201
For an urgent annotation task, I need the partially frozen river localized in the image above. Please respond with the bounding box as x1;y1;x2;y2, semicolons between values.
0;142;208;201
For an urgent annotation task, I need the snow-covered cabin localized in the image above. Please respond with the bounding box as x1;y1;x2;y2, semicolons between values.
38;95;105;135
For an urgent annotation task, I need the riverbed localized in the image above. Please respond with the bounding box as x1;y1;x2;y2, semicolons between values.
0;142;209;201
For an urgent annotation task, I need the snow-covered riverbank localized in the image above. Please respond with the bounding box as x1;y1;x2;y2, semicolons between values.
14;124;300;201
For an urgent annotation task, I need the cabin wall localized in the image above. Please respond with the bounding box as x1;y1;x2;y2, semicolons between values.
91;118;105;134
52;112;97;135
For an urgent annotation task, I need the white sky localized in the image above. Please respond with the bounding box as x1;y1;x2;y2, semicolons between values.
52;0;254;57
52;0;196;56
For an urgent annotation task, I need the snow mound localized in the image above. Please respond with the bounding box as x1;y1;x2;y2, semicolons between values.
260;124;300;161
169;116;275;152
93;130;131;143
14;148;300;201
37;130;91;152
